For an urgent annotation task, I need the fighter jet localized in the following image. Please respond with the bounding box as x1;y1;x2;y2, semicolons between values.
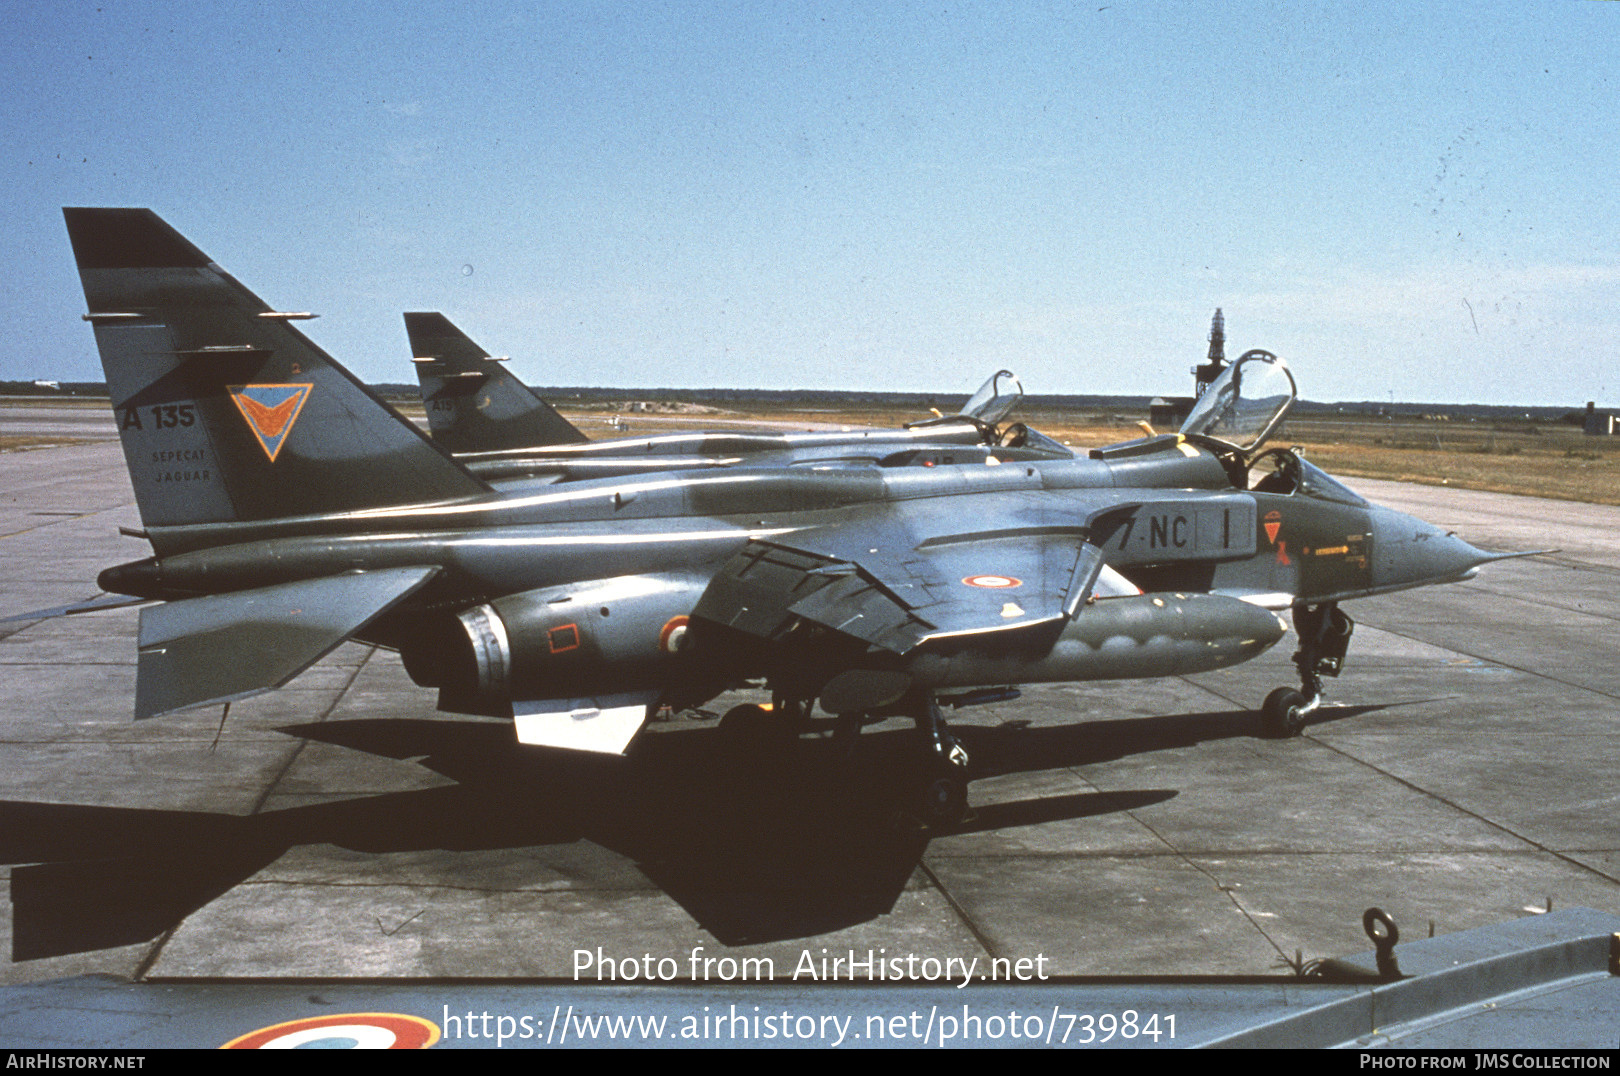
405;310;1064;483
53;208;1519;825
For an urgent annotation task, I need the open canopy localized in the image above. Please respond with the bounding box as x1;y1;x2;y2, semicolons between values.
960;369;1023;427
1179;349;1297;452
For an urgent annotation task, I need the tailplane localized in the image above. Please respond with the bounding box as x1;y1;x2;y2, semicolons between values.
64;209;489;529
405;312;587;453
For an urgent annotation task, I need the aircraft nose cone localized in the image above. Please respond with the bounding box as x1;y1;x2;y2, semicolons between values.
1370;509;1497;591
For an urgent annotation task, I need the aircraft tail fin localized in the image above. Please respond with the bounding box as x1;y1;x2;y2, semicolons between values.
405;312;588;453
64;209;489;530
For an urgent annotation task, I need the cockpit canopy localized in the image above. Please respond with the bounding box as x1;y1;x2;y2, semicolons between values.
1179;349;1296;453
960;369;1023;427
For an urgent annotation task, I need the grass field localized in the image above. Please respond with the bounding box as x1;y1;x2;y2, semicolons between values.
6;396;1617;505
604;402;1620;506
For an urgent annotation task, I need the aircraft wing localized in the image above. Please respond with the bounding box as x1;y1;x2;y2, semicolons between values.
694;525;1105;654
134;566;438;719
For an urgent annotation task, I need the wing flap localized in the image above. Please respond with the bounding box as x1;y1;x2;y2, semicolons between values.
691;540;935;651
786;568;930;651
694;528;1109;655
134;566;438;719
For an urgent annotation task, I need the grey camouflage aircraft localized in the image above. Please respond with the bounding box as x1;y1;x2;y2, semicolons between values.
405;309;1063;482
48;207;1521;824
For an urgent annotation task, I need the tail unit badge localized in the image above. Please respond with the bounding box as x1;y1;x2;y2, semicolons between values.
230;384;312;462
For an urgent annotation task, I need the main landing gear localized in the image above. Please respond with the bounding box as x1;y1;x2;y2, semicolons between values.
717;693;810;761
1262;602;1355;738
723;687;975;828
918;694;972;828
718;701;787;755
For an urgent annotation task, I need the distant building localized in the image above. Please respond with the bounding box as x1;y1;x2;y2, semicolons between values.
1148;397;1185;428
1584;401;1617;436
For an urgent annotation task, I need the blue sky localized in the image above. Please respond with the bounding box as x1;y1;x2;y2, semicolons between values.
3;1;1616;405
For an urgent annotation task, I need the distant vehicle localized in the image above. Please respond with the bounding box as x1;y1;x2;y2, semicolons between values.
46;208;1521;825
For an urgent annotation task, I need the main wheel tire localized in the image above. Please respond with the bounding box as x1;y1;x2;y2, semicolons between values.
921;775;969;828
1261;687;1307;739
719;703;789;759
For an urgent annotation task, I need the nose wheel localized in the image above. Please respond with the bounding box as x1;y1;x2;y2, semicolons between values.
1261;603;1354;738
1261;687;1308;738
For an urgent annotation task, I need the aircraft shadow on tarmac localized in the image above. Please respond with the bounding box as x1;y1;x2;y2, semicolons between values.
3;702;1381;961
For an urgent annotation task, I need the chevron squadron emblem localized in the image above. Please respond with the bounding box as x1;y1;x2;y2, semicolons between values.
229;384;313;462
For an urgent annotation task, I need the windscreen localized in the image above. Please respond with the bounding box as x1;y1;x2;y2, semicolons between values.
1296;458;1369;506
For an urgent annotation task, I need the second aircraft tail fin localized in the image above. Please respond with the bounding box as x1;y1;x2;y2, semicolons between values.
405;312;588;453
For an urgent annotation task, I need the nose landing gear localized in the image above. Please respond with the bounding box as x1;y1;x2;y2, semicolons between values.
1261;602;1355;738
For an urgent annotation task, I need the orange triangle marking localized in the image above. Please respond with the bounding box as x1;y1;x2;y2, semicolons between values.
229;383;313;462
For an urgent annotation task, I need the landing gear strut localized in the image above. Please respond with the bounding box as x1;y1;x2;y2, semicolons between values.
782;677;975;826
1262;602;1354;738
916;695;971;827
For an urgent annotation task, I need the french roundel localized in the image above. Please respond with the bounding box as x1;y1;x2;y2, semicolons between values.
962;574;1022;589
659;614;691;653
220;1012;440;1049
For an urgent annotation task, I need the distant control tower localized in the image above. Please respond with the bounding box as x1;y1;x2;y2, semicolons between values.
1193;308;1227;397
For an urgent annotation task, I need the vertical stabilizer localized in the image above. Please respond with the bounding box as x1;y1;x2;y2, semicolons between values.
405;312;588;452
64;209;489;529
